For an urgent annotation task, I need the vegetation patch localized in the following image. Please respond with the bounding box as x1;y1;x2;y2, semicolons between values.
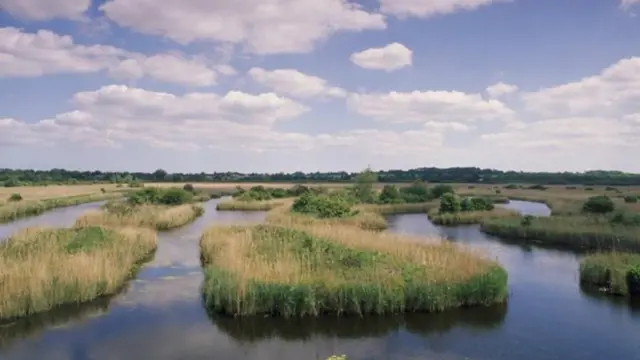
75;203;204;231
216;199;287;211
579;252;640;296
200;223;507;317
126;187;194;206
0;226;156;320
0;193;125;224
429;207;519;226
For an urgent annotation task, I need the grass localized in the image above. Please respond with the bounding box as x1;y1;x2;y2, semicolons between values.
0;192;125;224
0;226;156;320
216;199;287;211
428;208;520;226
357;202;438;215
75;203;204;231
481;216;640;252
0;184;124;201
580;252;640;296
267;202;389;231
200;218;508;317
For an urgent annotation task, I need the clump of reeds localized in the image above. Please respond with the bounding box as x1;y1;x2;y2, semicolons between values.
75;203;204;231
428;207;519;226
266;203;389;231
0;226;156;320
200;221;508;317
357;202;438;215
216;199;286;211
580;252;640;296
480;216;640;252
0;193;124;223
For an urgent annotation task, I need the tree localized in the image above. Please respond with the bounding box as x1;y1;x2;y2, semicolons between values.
379;185;403;204
439;193;461;214
431;184;455;199
152;169;168;182
582;195;615;214
351;167;377;204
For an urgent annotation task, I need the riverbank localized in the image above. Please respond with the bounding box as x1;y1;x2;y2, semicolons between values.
0;226;156;320
428;207;519;226
200;218;508;317
579;252;640;296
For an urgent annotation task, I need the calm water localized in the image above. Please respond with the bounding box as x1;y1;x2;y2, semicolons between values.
0;200;639;360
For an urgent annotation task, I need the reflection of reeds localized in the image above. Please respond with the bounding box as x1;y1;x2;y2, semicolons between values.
200;214;507;317
0;226;156;320
75;204;204;230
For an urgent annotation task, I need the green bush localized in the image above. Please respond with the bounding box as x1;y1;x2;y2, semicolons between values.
291;193;353;219
431;184;455;199
287;184;310;197
399;181;432;203
127;187;193;206
582;195;615;214
585;187;594;191
566;186;577;190
461;197;495;212
183;183;195;193
504;184;519;189
624;195;639;203
439;193;461;214
379;185;404;204
520;215;534;227
3;178;20;187
8;193;22;202
527;184;548;191
610;212;640;226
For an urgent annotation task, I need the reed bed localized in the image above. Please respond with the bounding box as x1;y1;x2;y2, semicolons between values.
0;193;124;223
428;208;520;226
0;226;156;320
357;202;438;215
267;203;389;231
75;204;204;231
216;199;287;212
579;252;640;296
481;216;640;252
200;219;507;317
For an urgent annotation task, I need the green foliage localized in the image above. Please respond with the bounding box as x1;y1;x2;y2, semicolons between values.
287;184;310;197
291;192;353;219
520;215;534;227
460;197;495;212
399;181;432;203
127;187;193;206
379;185;404;204
624;195;639;203
439;193;461;214
580;253;640;296
527;184;548;191
3;178;20;187
64;227;115;254
183;183;195;193
351;167;378;204
609;211;640;226
582;195;615;214
233;186;298;202
585;187;594;191
504;184;519;189
8;193;22;202
431;184;455;199
566;186;577;190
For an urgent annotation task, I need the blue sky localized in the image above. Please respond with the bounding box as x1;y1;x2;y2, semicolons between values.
1;0;640;173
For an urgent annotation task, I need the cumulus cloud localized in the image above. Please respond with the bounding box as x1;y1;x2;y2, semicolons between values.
348;90;514;124
521;57;640;118
350;43;413;71
100;0;387;54
378;0;505;18
0;27;223;87
0;0;90;20
486;82;519;98
248;68;346;99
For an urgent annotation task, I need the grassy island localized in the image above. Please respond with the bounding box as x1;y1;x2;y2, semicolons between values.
579;252;640;296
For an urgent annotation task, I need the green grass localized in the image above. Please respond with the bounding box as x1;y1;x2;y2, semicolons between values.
0;193;125;223
200;224;508;317
580;252;640;296
428;208;519;226
0;226;156;320
216;199;286;211
358;202;438;215
481;216;640;252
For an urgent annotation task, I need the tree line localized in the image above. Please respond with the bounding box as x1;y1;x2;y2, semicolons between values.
2;167;640;186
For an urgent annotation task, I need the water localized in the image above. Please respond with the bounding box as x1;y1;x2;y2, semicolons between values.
0;200;639;360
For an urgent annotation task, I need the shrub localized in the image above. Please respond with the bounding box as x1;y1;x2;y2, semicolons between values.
504;184;519;189
431;184;455;199
160;187;193;205
527;184;548;191
624;195;639;204
495;189;501;195
379;185;404;204
439;193;461;214
566;186;577;190
287;184;310;197
605;186;617;192
585;187;594;191
100;188;106;193
291;193;352;219
351;167;378;204
400;181;432;203
8;193;22;202
183;183;195;193
460;197;494;212
3;178;20;187
610;212;640;226
520;215;534;227
582;195;615;214
127;187;193;206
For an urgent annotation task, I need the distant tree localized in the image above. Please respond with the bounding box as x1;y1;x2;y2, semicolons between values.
439;193;461;214
379;185;403;204
352;167;378;204
152;169;168;182
582;195;615;214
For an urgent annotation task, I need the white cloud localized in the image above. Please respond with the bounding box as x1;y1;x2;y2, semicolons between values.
0;0;90;20
486;82;519;98
379;0;505;18
521;57;640;118
350;43;413;71
248;68;346;99
100;0;387;54
0;27;224;87
348;90;514;124
621;0;640;9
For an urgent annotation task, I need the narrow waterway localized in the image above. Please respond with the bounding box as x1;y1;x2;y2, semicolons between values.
0;200;638;360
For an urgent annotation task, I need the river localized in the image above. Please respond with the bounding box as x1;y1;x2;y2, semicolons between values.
0;199;638;360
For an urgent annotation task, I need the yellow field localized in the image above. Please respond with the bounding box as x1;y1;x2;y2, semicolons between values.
0;184;122;201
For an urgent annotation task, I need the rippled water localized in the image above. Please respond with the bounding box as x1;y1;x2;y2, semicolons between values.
0;200;638;360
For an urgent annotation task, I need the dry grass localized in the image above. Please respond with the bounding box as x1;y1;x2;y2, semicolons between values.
356;202;438;215
0;184;123;201
216;199;288;212
0;226;156;320
75;204;204;231
200;216;507;317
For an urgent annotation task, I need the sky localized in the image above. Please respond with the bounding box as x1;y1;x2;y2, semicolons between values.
1;0;640;173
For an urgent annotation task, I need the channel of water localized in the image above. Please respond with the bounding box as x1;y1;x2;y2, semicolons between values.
0;199;638;360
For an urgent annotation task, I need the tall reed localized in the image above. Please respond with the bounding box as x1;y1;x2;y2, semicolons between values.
75;204;204;230
0;193;124;223
216;199;287;211
0;226;156;320
579;252;640;296
200;221;507;317
428;208;519;226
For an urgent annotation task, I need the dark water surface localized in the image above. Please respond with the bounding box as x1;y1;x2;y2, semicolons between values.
0;200;639;360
